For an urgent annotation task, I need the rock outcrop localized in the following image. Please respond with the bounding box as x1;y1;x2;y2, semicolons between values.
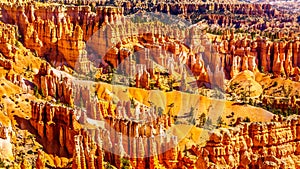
0;122;13;159
33;62;74;105
217;33;300;79
29;75;180;168
122;2;278;18
1;3;122;69
30;101;80;156
194;115;300;168
2;2;297;92
0;21;18;59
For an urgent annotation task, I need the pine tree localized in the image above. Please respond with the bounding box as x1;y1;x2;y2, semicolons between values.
217;116;224;128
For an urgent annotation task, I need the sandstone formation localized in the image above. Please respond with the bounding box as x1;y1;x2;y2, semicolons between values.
1;0;300;169
33;62;74;105
30;101;80;156
1;3;122;70
28;73;179;168
193;115;300;168
0;122;13;159
2;2;298;92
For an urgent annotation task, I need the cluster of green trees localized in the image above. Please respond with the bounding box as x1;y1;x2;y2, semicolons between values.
194;113;225;129
206;28;223;35
0;159;6;168
94;66;117;84
104;158;131;169
228;82;253;104
260;98;298;117
33;85;44;98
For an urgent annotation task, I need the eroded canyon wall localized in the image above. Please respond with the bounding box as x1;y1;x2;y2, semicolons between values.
195;115;300;169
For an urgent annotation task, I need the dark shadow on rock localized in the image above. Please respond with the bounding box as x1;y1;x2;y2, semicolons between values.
14;115;71;158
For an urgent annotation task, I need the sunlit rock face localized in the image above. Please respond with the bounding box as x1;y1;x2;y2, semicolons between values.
193;115;300;169
0;123;13;159
3;1;294;92
1;3;122;69
2;0;300;168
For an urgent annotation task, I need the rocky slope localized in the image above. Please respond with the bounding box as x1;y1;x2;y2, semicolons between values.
195;115;300;169
0;1;300;169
